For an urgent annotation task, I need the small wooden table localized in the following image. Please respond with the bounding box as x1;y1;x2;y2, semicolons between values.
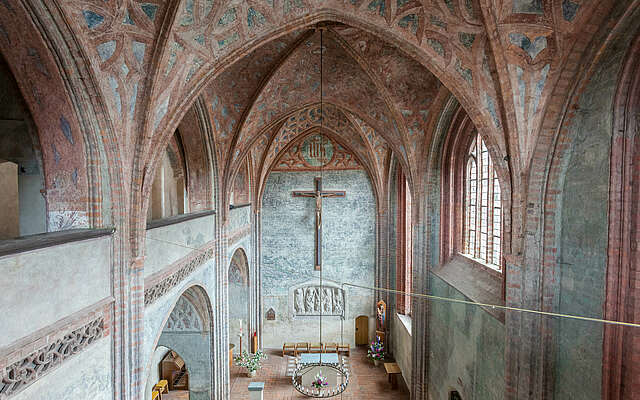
384;363;401;389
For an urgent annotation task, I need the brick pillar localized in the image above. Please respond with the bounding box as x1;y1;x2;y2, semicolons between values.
411;220;429;400
411;186;430;400
216;210;230;399
130;256;146;399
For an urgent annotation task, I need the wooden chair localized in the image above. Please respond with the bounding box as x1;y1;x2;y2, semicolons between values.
283;342;295;356
295;342;309;356
154;380;169;395
337;343;350;357
151;390;159;400
309;343;323;353
324;342;338;353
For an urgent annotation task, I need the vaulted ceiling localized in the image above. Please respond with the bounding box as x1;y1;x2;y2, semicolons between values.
196;24;448;209
2;0;623;225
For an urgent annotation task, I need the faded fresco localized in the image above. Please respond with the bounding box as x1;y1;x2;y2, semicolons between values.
261;170;375;347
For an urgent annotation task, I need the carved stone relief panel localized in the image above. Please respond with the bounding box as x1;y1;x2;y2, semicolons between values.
291;283;345;318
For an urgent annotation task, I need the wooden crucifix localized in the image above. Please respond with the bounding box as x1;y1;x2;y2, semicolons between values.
292;177;346;271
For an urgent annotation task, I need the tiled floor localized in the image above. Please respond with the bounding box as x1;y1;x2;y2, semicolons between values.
230;347;409;399
163;390;189;400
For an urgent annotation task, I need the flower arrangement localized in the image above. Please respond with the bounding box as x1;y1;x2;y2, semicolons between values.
367;336;384;361
311;371;329;389
234;350;267;375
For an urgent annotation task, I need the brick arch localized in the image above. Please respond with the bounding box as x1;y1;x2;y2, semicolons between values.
516;5;640;398
235;101;407;200
0;0;121;231
423;99;512;265
178;98;218;212
144;284;215;400
0;5;130;395
146;8;499;160
255;126;384;213
133;94;219;257
137;10;502;225
602;31;640;400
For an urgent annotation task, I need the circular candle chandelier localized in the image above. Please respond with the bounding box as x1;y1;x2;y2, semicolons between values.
292;361;349;398
291;25;349;398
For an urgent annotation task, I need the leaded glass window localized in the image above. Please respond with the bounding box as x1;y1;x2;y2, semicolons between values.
463;133;502;271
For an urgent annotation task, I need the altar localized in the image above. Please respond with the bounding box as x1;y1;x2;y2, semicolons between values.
299;353;339;365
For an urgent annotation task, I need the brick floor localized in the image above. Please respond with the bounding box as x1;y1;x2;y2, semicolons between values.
230;347;410;399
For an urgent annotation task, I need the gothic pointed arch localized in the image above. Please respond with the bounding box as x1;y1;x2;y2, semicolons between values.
144;285;214;400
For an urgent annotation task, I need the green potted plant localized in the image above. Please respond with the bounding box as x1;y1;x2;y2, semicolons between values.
367;336;384;366
234;350;267;377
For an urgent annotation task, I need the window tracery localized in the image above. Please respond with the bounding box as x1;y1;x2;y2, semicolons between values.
462;133;502;270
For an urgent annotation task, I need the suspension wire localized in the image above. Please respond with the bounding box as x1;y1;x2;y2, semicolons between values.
144;235;640;329
319;26;324;361
342;282;640;328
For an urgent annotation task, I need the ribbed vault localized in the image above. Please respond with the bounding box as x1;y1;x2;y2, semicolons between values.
192;23;452;214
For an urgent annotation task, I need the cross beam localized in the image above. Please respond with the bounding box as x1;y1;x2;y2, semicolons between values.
292;177;346;270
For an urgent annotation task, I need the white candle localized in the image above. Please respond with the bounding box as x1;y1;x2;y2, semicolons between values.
239;320;243;335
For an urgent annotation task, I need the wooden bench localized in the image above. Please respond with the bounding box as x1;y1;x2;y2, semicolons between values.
283;342;295;356
324;342;338;353
309;343;323;353
384;363;401;389
295;342;309;356
337;343;350;357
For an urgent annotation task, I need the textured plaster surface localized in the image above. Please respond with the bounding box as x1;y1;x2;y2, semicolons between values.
0;235;111;347
228;252;249;352
144;346;169;400
142;260;216;393
553;29;628;400
11;337;113;400
392;312;412;388
261;170;375;347
158;332;211;398
144;213;215;278
228;206;251;233
428;275;505;400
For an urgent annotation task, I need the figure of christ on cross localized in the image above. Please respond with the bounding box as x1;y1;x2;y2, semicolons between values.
292;177;346;271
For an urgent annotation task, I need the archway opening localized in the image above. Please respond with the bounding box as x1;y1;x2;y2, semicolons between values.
0;54;46;238
147;132;188;221
145;286;212;400
229;247;250;354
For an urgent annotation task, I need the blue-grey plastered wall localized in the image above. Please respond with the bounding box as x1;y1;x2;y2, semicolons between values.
144;213;216;278
158;331;211;400
227;243;250;353
552;24;638;400
142;260;217;399
421;95;505;400
260;170;376;347
228;206;251;233
11;337;113;400
428;275;505;400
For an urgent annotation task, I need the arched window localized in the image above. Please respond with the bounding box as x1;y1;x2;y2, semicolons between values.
396;166;412;314
462;134;501;271
148;133;187;221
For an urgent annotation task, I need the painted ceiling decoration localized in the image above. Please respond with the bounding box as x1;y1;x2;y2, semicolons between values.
28;0;617;223
272;133;362;172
